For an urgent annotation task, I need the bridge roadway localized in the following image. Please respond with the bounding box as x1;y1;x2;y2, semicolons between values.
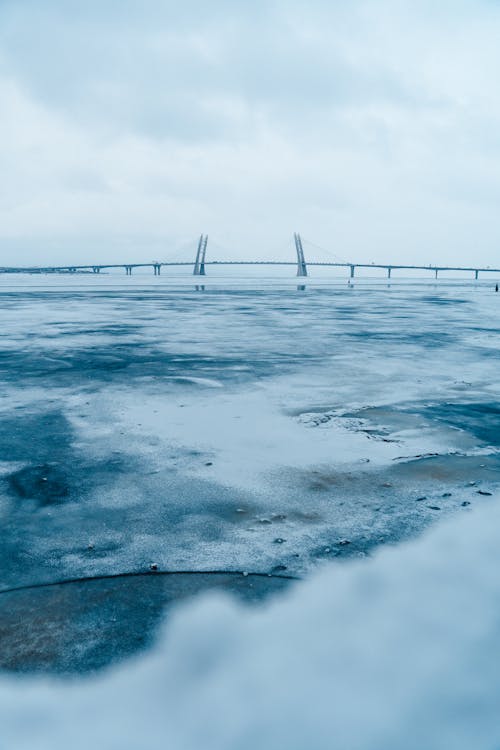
1;260;499;279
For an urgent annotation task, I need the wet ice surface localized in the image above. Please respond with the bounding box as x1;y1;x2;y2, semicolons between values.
0;274;499;672
0;572;291;675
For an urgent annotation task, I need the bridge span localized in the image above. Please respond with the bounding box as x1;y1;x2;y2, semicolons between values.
1;235;499;279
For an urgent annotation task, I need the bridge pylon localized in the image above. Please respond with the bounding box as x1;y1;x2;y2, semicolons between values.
294;233;308;277
193;234;208;275
199;235;208;275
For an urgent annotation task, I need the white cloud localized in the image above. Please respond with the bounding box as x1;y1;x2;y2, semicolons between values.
1;0;500;266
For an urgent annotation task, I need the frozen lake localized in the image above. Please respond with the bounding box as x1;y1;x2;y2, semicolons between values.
0;273;499;672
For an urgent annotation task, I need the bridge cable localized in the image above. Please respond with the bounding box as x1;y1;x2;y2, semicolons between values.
301;237;350;265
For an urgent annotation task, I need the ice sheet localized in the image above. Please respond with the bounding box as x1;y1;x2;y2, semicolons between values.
0;278;499;593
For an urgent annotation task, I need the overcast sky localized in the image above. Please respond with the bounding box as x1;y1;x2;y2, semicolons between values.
1;0;500;266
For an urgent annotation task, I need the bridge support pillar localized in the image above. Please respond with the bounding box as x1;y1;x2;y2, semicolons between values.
125;266;132;275
154;264;161;276
387;267;392;278
294;233;308;277
194;235;208;275
350;265;355;278
475;269;479;280
435;269;438;279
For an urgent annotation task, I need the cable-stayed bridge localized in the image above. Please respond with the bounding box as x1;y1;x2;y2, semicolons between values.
1;234;499;279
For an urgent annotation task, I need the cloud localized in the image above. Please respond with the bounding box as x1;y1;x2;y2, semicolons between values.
1;0;500;265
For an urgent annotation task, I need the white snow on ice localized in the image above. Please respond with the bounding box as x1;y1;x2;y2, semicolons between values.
1;491;500;749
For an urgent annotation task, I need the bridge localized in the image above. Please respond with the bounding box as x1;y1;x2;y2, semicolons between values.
1;234;499;279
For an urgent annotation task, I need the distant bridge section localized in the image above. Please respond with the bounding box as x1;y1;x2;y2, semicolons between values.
1;235;499;279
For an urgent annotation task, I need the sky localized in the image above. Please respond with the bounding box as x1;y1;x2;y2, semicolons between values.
1;0;500;266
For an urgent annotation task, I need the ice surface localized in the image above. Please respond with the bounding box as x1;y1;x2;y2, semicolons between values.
0;273;499;672
1;491;500;749
0;572;291;674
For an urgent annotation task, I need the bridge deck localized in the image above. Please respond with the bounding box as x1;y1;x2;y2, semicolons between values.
1;261;499;274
